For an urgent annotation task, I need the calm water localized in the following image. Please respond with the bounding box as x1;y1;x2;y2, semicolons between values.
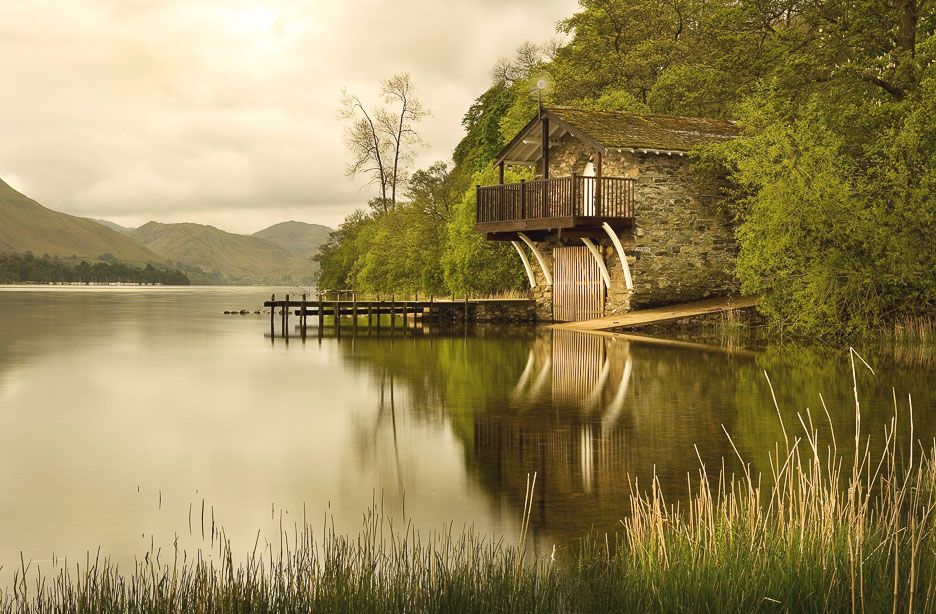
0;286;933;571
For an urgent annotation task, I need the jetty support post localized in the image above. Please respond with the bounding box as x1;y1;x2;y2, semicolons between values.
334;297;340;337
317;291;324;338
301;293;307;338
390;294;396;333
284;294;290;338
270;293;275;339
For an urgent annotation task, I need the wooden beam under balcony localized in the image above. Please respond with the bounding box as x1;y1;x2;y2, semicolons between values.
477;216;634;240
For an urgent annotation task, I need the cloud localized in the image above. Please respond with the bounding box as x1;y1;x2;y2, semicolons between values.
0;0;576;233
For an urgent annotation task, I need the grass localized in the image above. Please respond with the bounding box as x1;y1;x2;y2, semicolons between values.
887;315;936;367
2;352;935;612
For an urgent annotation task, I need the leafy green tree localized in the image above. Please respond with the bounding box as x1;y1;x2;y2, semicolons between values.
315;210;374;291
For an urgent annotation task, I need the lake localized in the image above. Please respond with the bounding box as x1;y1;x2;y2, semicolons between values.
0;286;932;572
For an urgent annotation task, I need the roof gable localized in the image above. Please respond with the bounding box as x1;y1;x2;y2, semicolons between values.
494;107;740;166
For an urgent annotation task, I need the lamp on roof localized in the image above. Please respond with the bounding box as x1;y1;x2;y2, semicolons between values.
531;74;551;117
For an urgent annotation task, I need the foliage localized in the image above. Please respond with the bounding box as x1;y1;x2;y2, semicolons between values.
318;0;935;336
0;252;190;285
709;27;936;338
443;167;527;293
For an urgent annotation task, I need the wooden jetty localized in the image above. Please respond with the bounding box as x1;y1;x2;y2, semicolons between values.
550;296;760;333
263;293;535;339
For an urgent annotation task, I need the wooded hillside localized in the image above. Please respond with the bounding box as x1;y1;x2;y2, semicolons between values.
317;0;935;338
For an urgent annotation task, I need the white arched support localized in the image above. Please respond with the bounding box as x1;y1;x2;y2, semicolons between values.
580;238;611;290
517;232;553;286
601;222;634;290
510;240;537;289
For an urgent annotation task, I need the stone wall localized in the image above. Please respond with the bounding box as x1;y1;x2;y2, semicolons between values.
527;238;556;321
543;135;639;179
627;153;737;308
423;300;538;324
520;141;738;320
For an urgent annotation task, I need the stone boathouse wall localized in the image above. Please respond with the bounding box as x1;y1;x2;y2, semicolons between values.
529;140;738;321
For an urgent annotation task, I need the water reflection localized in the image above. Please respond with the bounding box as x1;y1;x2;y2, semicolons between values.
337;327;935;547
0;287;933;572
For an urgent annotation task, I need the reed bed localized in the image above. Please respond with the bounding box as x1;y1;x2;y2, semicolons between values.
2;354;934;613
887;315;936;367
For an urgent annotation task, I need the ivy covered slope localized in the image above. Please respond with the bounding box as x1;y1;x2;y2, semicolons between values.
317;0;936;339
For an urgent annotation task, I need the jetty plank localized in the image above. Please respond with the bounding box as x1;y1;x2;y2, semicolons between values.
550;296;759;333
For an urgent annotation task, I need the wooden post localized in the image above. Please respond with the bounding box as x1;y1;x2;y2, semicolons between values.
368;303;374;332
520;179;526;218
352;293;358;335
542;118;550;179
270;293;275;338
390;294;395;333
334;297;340;337
301;293;307;338
317;292;324;338
284;294;289;338
595;151;603;216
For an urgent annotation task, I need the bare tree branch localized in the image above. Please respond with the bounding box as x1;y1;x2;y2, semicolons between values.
380;73;428;206
340;91;390;206
340;74;428;211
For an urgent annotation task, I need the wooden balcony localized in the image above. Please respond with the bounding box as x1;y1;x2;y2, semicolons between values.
475;175;635;238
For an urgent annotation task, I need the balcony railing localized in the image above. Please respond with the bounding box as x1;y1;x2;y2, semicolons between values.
476;176;635;225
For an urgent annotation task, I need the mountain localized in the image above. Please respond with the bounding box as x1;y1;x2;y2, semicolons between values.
0;178;163;263
252;221;333;257
88;218;133;234
129;221;316;284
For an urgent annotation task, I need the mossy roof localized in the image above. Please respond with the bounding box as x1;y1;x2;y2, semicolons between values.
546;106;740;151
495;107;740;165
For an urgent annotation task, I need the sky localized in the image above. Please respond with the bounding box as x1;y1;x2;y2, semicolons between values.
0;0;577;233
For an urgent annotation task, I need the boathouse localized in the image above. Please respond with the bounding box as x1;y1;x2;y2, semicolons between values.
475;106;741;321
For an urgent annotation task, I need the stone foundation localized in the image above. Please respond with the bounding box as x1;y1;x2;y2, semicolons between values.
423;300;538;324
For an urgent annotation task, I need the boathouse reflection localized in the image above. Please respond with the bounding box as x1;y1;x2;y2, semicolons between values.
470;330;750;545
340;328;751;544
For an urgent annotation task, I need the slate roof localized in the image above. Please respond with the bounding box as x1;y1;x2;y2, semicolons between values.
546;106;740;151
495;107;740;166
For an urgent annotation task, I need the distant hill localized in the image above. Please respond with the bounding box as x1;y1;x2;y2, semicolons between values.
129;221;316;284
88;218;133;234
252;221;333;257
0;178;163;263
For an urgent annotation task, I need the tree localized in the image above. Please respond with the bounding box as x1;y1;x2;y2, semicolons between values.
340;73;428;212
379;73;428;206
406;162;452;222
